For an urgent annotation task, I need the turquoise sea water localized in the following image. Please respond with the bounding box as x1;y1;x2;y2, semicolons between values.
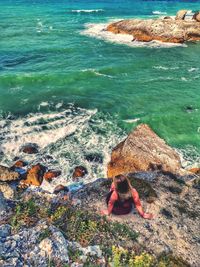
1;0;200;181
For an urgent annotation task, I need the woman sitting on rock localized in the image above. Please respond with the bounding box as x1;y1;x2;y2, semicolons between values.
101;174;153;219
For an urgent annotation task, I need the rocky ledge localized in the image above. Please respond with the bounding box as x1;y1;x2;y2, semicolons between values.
0;123;200;266
107;10;200;43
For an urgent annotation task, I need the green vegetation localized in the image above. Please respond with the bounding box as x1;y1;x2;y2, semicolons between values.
10;198;38;230
9;196;190;267
38;228;52;242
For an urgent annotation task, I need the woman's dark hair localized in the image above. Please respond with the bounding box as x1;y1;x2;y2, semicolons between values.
117;179;129;194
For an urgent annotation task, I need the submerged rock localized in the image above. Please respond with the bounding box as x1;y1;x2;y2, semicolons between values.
107;16;200;43
21;143;39;154
107;124;181;178
72;166;88;179
0;165;19;182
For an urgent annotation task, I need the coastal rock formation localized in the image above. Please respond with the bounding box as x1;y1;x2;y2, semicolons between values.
107;16;200;43
193;11;200;22
21;164;46;186
107;124;181;178
175;10;187;20
0;165;19;182
74;172;200;266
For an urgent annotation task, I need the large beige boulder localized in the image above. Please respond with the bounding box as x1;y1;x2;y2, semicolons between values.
107;124;181;178
175;10;188;20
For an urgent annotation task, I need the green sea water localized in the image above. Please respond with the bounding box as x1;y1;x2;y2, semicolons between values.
1;0;200;180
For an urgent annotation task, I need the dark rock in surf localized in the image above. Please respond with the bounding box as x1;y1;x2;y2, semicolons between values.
85;153;103;164
72;166;88;179
44;170;61;182
21;143;39;154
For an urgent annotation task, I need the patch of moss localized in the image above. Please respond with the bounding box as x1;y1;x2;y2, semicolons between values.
10;199;39;230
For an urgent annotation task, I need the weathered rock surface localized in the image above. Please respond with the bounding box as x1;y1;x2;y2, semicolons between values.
0;221;69;267
0;182;15;199
74;172;200;267
107;17;200;43
0;165;19;182
21;164;46;186
193;11;200;22
175;10;187;20
107;124;181;178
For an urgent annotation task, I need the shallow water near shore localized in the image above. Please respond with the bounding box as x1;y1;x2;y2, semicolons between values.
1;0;200;182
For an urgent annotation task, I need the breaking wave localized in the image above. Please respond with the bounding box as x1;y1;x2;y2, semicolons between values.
71;9;104;13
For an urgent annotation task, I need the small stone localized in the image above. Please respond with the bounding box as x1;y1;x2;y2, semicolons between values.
53;184;69;194
85;153;103;163
43;170;61;182
21;143;39;154
72;166;88;179
12;160;28;168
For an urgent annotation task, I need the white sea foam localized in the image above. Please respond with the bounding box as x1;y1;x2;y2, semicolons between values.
81;23;186;48
123;118;140;123
81;68;114;78
181;77;188;82
0;106;125;192
188;67;199;72
71;9;104;13
152;11;167;15
153;66;179;70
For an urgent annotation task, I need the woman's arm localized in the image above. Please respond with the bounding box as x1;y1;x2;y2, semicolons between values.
132;188;153;219
101;190;118;216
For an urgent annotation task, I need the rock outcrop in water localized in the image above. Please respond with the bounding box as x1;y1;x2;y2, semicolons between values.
107;124;182;178
107;11;200;43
